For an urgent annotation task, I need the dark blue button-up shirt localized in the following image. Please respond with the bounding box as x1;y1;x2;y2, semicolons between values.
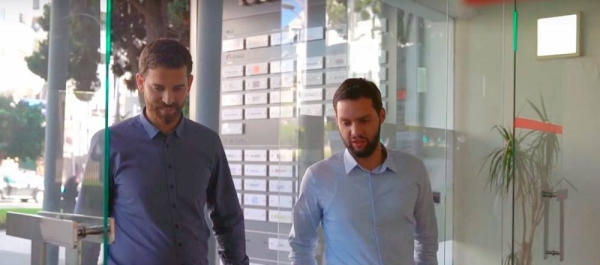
76;112;248;265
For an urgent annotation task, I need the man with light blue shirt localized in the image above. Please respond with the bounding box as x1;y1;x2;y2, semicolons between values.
289;78;438;265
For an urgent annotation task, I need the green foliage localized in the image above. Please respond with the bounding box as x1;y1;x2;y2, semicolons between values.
481;95;576;265
111;0;191;92
326;0;385;40
0;208;42;226
25;1;101;102
0;96;45;162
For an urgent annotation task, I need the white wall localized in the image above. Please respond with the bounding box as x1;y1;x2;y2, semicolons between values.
454;0;600;264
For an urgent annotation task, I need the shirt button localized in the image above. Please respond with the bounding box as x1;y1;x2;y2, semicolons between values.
170;184;174;189
168;164;172;169
175;224;180;229
178;243;183;247
172;204;177;208
166;144;170;148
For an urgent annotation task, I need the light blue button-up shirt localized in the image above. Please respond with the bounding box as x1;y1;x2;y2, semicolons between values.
289;148;438;265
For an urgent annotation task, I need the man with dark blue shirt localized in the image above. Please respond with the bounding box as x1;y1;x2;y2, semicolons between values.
76;39;249;265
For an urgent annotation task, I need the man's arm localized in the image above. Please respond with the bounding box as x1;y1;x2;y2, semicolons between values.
206;138;249;265
289;168;322;265
414;161;438;265
74;129;110;265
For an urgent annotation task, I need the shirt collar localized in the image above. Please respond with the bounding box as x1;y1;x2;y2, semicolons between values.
139;108;185;139
343;147;398;175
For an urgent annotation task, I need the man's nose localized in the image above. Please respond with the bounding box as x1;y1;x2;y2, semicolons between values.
350;123;362;135
162;91;174;104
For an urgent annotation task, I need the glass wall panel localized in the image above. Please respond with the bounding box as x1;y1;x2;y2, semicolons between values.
0;0;110;264
514;0;600;264
219;0;450;264
451;0;516;264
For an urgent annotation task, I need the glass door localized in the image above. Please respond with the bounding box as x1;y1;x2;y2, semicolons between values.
513;0;600;264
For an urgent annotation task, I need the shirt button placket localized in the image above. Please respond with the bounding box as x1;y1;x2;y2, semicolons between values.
166;137;181;257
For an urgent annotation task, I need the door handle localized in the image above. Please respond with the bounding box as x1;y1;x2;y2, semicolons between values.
542;189;568;262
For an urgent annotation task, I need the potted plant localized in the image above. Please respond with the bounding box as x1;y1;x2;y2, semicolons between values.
480;95;575;265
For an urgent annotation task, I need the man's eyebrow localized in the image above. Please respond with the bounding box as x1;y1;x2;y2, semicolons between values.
339;114;371;121
150;84;186;87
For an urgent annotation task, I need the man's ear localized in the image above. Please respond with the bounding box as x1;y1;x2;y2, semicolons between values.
379;108;386;124
187;74;194;93
136;73;145;92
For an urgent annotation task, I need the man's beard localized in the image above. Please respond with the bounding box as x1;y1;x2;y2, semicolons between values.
343;126;381;158
154;103;182;125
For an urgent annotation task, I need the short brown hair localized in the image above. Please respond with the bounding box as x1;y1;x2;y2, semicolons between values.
333;78;383;113
138;39;193;76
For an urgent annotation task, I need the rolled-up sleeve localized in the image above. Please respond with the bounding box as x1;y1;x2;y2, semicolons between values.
289;168;322;265
206;137;249;265
413;161;439;265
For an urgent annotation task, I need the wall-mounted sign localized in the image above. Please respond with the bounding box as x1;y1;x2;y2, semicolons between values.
246;35;270;49
299;88;323;102
269;195;293;208
222;38;245;52
245;93;269;105
245;77;269;90
245;108;268;120
222;80;244;92
244;208;266;222
306;57;324;70
326;54;347;68
222;108;244;121
222;65;245;78
245;62;269;76
270;90;295;104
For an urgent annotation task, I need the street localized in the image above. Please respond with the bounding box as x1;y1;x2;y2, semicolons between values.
0;229;66;265
0;199;42;209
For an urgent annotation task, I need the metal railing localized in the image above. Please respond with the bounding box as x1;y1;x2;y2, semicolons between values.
5;211;114;265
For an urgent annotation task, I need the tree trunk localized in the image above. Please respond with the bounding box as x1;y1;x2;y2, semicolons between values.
128;0;171;108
